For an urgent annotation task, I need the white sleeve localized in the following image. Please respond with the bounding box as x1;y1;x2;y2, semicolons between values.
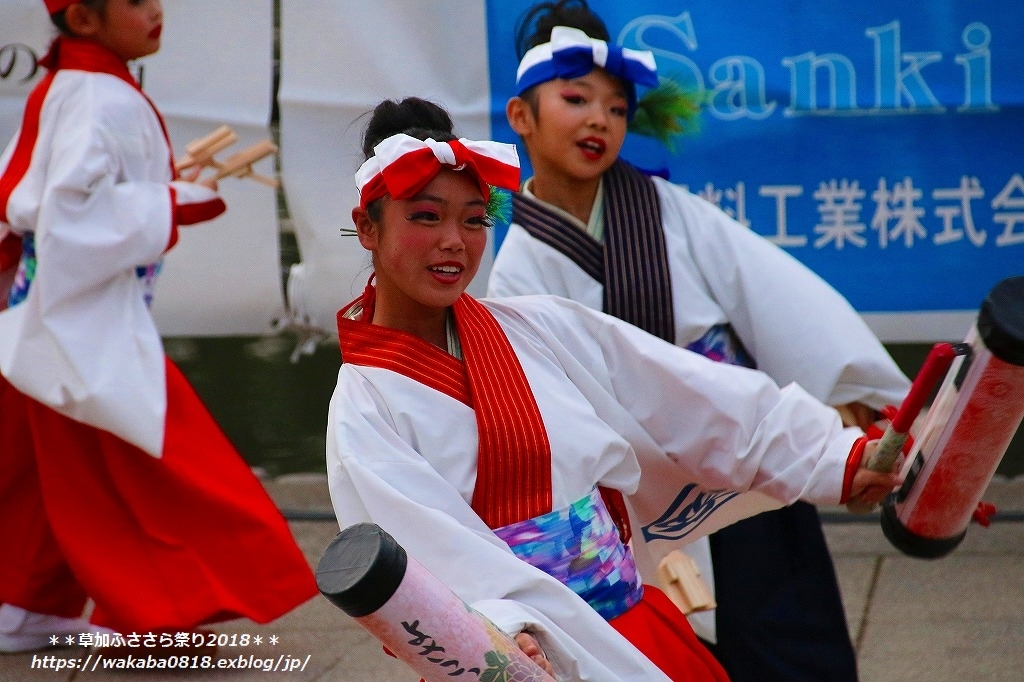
38;97;174;292
0;86;172;456
657;180;911;409
326;369;671;681
503;296;859;505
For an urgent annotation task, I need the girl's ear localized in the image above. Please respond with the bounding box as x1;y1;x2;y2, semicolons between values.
506;96;536;138
352;206;379;251
64;2;102;38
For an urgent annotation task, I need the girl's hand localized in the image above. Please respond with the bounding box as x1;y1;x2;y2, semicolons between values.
514;631;554;677
198;176;219;191
835;401;878;430
845;440;902;513
182;166;204;183
180;166;219;191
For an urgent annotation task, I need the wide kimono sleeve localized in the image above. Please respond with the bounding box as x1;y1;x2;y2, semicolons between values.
492;295;862;508
655;178;910;410
326;366;673;682
0;75;179;456
36;94;177;275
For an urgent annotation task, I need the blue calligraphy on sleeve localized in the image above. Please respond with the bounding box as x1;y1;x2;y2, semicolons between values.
641;483;739;543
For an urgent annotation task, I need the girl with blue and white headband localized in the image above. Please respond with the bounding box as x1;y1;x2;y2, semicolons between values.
487;2;912;681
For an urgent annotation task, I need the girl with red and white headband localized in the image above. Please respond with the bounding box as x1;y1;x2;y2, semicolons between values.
327;96;899;681
0;0;316;653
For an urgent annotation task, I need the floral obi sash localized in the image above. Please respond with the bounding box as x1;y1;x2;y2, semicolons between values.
494;487;643;621
7;232;35;307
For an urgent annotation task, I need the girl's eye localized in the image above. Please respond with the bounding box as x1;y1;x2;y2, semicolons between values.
562;94;586;105
407;211;440;223
611;105;628;118
467;214;493;229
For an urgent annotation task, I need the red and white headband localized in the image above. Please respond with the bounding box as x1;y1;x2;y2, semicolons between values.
355;134;520;209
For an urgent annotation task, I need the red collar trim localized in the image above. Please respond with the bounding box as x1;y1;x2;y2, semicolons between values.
0;68;55;223
40;37;137;88
336;293;553;528
337;303;472;407
37;37;177;180
453;295;552;528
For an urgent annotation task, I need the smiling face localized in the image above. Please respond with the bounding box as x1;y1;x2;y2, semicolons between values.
75;0;164;62
510;68;629;190
353;168;490;343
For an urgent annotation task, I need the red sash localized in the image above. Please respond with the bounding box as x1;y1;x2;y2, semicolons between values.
336;294;552;528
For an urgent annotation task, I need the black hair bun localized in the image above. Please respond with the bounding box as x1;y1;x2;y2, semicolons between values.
362;97;456;159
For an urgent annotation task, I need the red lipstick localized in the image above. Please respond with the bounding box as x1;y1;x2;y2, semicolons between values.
577;136;606;161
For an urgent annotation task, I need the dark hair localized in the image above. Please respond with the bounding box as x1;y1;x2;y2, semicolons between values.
361;97;456;160
513;1;610;116
514;0;609;59
361;97;457;220
50;0;106;36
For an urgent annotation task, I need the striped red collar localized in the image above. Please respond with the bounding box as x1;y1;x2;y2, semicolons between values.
336;305;472;407
336;293;553;528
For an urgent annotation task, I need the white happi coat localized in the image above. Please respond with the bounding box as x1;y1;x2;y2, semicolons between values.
0;63;214;457
327;294;862;681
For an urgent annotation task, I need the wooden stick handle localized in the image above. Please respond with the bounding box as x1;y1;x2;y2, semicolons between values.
847;342;959;514
175;125;238;172
213;140;279;182
657;550;716;614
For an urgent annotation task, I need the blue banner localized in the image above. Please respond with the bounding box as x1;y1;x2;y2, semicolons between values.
486;1;1024;314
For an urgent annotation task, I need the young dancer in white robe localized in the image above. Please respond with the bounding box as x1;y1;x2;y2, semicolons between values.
325;96;900;681
0;0;316;653
485;3;912;679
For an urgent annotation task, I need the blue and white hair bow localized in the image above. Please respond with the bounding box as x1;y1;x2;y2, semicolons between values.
515;26;659;117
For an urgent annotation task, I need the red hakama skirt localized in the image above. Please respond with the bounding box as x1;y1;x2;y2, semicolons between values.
610;585;731;681
0;358;317;633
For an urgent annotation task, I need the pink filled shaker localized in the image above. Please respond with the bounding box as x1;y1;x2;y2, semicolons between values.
316;522;557;682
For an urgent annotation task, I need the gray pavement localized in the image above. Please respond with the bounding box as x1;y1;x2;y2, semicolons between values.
2;475;1021;682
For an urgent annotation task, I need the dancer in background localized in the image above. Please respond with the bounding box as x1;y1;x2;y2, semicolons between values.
0;0;316;653
486;2;911;679
326;96;899;681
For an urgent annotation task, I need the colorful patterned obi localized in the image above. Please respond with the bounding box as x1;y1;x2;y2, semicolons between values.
494;486;643;621
134;261;163;309
7;232;35;307
685;323;755;369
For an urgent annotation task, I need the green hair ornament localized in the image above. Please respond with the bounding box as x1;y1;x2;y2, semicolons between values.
628;77;704;151
486;186;513;226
